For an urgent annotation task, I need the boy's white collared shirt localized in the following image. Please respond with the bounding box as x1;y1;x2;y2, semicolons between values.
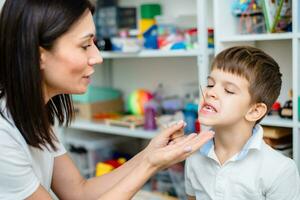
185;124;300;200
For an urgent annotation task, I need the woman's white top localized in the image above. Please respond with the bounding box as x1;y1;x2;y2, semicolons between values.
0;99;66;200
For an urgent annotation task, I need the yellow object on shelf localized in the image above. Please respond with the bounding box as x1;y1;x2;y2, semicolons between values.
139;19;156;37
96;163;114;177
118;158;126;165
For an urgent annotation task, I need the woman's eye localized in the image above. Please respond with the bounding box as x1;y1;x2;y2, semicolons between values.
206;85;214;88
82;44;91;50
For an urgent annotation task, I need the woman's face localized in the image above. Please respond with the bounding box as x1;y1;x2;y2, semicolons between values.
40;11;102;101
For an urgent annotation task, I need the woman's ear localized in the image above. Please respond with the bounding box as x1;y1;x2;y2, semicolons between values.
39;47;46;70
245;103;268;122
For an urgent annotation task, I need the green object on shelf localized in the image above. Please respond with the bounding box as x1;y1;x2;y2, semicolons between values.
72;86;121;103
141;4;161;19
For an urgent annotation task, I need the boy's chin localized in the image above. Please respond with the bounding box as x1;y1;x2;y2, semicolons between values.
198;116;217;126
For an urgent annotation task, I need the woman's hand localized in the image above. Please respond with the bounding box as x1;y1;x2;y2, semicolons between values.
143;120;214;170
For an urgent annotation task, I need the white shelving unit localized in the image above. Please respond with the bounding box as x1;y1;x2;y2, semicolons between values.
101;49;213;59
214;0;299;169
70;120;158;139
65;0;300;170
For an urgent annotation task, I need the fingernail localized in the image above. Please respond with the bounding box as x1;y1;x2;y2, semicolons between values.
176;120;184;125
183;146;192;153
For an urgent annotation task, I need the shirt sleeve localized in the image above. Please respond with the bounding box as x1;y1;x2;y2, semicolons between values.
51;137;66;157
0;129;39;200
185;158;196;196
266;158;300;200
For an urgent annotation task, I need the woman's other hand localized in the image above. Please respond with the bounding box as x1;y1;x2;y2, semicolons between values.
143;120;214;170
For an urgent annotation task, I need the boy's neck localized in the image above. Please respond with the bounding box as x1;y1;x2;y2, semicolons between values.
212;122;255;165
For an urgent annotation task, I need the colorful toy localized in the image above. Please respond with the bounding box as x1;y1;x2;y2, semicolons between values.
279;90;293;119
96;158;126;177
128;89;153;115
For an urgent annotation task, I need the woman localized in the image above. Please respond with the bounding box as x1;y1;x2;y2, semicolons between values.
0;0;214;199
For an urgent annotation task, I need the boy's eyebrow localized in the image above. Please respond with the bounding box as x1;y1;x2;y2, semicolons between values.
207;76;214;81
223;81;241;91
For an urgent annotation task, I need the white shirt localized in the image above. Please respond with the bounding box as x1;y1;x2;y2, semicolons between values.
185;125;300;200
0;98;66;200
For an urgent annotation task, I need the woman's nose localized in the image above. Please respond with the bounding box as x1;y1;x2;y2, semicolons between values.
88;45;103;66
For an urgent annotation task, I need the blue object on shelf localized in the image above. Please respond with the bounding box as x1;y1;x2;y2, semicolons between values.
183;103;198;134
143;25;158;49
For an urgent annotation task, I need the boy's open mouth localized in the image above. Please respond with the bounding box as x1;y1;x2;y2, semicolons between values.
200;102;218;113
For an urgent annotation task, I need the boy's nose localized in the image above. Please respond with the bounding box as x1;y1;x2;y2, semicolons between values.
206;88;218;99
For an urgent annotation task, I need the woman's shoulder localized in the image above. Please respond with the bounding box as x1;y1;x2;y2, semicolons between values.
0;111;28;152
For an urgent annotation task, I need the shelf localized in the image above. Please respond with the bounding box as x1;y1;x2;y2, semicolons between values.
101;49;214;59
260;115;293;128
219;33;294;42
69;120;158;139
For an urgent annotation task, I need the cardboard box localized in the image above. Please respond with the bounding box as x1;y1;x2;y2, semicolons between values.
263;126;291;139
74;97;123;120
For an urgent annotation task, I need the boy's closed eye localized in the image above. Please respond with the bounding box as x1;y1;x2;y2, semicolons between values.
225;88;235;94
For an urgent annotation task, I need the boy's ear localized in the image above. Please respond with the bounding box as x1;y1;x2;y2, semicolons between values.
245;103;267;122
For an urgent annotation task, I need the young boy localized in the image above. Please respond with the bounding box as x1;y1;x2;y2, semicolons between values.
185;46;300;200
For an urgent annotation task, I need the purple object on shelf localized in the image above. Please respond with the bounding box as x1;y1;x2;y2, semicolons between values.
144;106;157;130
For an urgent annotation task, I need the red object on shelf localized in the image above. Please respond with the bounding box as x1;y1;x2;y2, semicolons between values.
272;101;281;111
195;120;201;133
105;160;122;168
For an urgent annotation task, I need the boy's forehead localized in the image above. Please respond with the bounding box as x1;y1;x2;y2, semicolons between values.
210;68;245;79
209;69;249;86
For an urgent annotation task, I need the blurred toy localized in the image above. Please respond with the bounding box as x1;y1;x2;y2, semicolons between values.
128;89;153;115
268;101;281;115
279;90;293;119
139;4;161;49
231;0;266;34
161;96;184;114
144;101;159;130
96;157;126;177
183;103;198;134
105;115;144;130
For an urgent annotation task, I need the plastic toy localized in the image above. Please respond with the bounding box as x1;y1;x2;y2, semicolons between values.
268;101;281;115
279;100;292;119
96;158;126;177
128;89;153;115
279;90;293;119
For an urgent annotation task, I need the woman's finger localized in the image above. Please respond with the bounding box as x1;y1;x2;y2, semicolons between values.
169;133;197;146
161;120;186;138
181;130;215;155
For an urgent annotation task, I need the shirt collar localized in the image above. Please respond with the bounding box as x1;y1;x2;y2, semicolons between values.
199;124;264;161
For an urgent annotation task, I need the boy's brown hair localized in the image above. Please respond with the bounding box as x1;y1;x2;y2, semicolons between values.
211;46;282;117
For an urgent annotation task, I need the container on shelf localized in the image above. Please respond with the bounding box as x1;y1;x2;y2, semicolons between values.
66;133;127;178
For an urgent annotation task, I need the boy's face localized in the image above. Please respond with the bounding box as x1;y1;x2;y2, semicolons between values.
198;69;253;127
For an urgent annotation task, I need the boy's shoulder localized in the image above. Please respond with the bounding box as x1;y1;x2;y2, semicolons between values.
260;141;296;171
